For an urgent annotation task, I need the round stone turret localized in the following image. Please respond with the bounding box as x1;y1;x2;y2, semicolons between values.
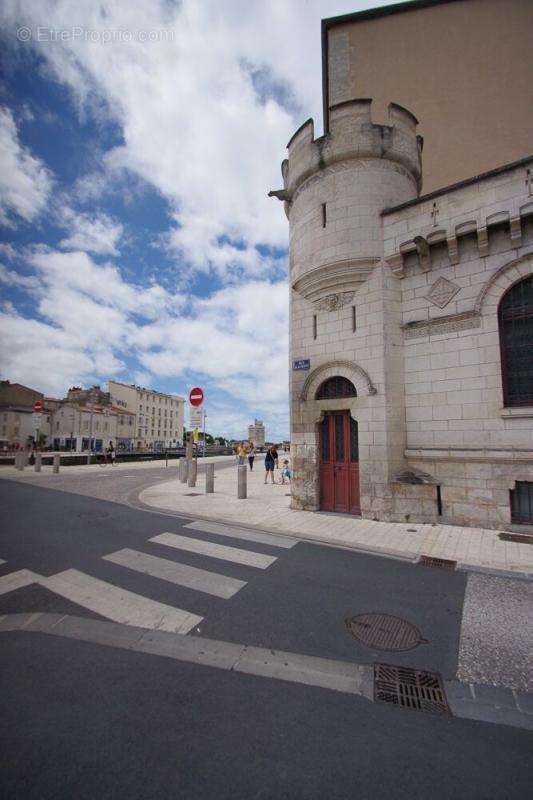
271;99;423;301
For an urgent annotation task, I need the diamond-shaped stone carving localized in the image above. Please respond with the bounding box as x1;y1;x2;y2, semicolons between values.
425;277;460;309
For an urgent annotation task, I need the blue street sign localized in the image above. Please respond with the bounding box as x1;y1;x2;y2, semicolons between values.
292;359;310;371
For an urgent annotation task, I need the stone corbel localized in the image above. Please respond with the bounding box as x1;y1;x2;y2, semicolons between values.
386;253;405;278
413;236;431;272
510;216;522;248
477;226;489;257
446;235;459;265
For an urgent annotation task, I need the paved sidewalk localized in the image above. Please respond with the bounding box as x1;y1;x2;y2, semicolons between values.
139;460;533;579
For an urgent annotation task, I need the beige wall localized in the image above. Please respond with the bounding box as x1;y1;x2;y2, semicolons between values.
326;0;533;193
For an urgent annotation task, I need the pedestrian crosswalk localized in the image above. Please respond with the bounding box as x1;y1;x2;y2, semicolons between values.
150;532;278;569
0;520;294;634
103;548;246;599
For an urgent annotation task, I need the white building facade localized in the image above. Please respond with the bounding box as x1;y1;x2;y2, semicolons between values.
271;98;533;530
108;381;184;449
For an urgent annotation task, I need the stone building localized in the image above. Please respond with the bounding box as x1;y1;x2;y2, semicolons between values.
248;419;266;447
0;381;51;448
270;0;533;529
108;380;184;450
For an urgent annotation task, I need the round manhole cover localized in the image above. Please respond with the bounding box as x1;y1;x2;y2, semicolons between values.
345;613;428;652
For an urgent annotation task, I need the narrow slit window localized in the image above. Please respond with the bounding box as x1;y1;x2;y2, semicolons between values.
321;203;327;228
313;314;317;339
352;305;356;332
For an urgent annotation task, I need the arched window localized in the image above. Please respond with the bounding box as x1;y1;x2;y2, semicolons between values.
315;376;357;400
498;276;533;406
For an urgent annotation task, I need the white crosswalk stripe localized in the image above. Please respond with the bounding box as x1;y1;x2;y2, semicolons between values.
103;548;246;599
0;569;42;595
41;569;203;634
184;520;297;549
150;532;278;569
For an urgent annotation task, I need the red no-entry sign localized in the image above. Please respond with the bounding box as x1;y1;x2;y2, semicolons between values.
189;387;204;407
33;400;42;413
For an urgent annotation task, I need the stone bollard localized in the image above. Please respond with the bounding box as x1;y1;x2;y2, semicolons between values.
34;452;42;472
15;452;24;471
53;453;60;474
179;458;189;483
187;459;197;488
237;465;247;499
205;463;215;494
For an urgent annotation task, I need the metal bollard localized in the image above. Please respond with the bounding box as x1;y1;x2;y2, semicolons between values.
53;453;60;474
205;463;215;494
15;452;24;471
179;459;189;483
187;459;197;487
237;465;247;499
34;452;42;472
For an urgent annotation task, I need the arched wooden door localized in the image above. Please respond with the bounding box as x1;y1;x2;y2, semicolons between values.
319;411;360;514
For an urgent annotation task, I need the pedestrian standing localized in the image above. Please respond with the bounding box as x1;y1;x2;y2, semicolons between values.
271;445;279;470
264;446;275;484
247;442;255;471
108;441;116;465
238;442;247;465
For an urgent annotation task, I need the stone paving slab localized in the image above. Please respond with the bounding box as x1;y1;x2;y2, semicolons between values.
138;461;533;579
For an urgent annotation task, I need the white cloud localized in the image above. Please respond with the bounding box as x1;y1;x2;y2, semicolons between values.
0;251;289;436
59;208;124;255
0;0;385;275
0;105;53;226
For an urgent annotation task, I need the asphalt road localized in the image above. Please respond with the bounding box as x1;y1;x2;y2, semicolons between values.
1;479;532;799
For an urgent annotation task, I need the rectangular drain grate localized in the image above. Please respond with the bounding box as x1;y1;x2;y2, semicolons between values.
419;555;457;570
499;532;533;545
374;663;450;716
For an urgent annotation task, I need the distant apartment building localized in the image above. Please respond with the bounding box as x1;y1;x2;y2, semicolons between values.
108;380;185;449
49;403;135;452
0;380;51;448
248;419;265;447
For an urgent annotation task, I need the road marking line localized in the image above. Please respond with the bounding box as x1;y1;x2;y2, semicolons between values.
41;569;203;634
0;569;42;595
103;548;246;599
184;520;297;549
0;559;6;565
151;533;277;569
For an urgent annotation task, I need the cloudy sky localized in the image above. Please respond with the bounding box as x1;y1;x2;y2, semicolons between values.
0;0;399;440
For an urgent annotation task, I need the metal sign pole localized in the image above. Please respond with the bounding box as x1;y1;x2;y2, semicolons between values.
202;410;206;459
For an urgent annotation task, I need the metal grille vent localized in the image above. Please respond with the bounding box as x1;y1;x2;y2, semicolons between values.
374;663;450;715
419;555;457;570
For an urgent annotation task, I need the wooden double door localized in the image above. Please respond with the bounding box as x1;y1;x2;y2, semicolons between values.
319;411;360;515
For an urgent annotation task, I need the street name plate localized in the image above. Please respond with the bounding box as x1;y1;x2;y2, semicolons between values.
292;359;310;370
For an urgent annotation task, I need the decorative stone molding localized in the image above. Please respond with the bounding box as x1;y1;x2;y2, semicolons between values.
475;251;533;313
413;236;431;272
314;291;355;311
300;360;377;401
406;447;533;463
292;258;379;302
509;215;522;248
425;277;460;309
446;235;459;265
477;226;489;257
403;310;481;339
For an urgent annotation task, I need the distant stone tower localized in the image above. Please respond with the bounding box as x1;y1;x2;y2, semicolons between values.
270;99;423;519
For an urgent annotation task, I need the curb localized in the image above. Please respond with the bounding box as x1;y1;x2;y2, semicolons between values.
130;491;533;580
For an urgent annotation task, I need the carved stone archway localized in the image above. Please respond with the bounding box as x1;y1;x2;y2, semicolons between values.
475;252;533;314
300;360;377;402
